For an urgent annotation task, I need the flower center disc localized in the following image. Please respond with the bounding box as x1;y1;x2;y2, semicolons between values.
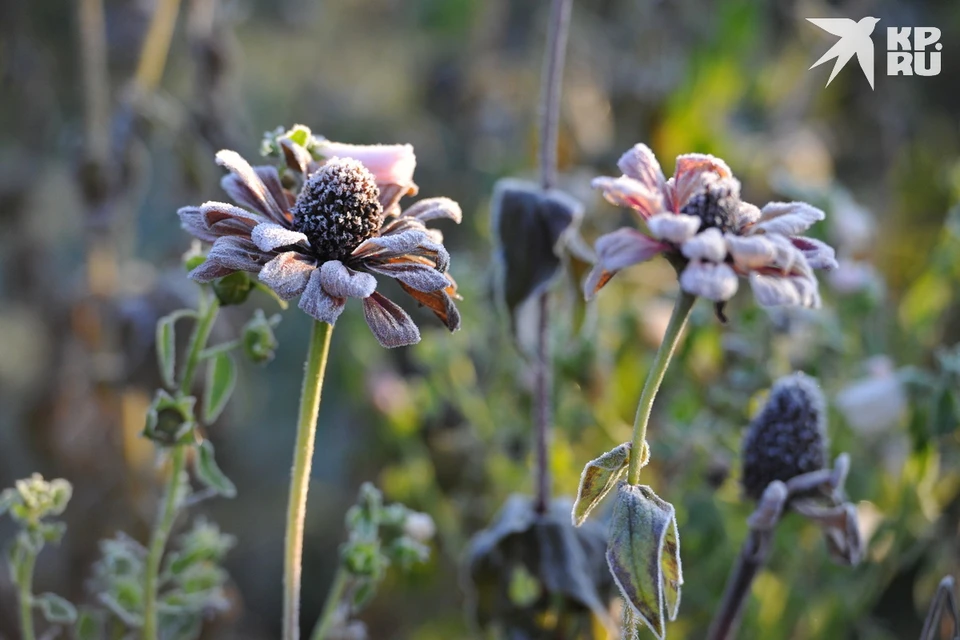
680;175;739;233
292;158;383;261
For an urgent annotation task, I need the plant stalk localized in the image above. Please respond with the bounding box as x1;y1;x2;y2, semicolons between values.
533;292;552;514
627;291;696;485
706;529;773;640
134;0;183;93
283;320;335;640
310;567;349;640
17;545;37;640
531;0;573;514
143;295;220;639
538;0;573;191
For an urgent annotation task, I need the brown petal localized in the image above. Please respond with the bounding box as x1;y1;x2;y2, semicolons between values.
398;281;461;331
318;260;378;299
365;258;449;292
583;264;616;300
279;137;315;176
178;206;219;242
259;252;315;299
363;292;421;348
200;201;263;228
353;230;450;272
251;222;308;252
216;150;287;222
298;269;346;324
402;197;463;224
188;236;267;282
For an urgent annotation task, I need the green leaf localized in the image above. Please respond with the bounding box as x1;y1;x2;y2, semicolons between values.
194;441;237;498
572;442;648;527
75;610;103;640
606;483;682;640
34;592;78;624
931;384;959;436
202;353;237;424
156;310;194;390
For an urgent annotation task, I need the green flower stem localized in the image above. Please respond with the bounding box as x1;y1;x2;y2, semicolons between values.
17;543;37;640
284;320;335;640
309;566;349;640
627;291;696;485
143;294;220;640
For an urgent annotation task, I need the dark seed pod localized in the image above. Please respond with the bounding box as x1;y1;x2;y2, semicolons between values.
741;372;827;501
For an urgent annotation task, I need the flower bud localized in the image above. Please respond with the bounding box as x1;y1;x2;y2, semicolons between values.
143;390;197;446
212;271;254;306
241;310;280;365
402;512;436;544
741;372;827;501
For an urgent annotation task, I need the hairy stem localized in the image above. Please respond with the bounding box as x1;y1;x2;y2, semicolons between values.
17;545;37;640
706;530;773;640
538;0;573;190
627;291;696;485
143;294;220;640
283;320;335;640
310;567;349;640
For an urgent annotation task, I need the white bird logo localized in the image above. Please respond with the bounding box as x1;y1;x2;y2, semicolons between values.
807;17;881;89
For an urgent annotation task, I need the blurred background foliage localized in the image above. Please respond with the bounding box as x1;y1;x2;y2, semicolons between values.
1;0;959;637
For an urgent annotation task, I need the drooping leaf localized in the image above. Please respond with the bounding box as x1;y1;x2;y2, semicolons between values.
572;442;649;527
202;353;237;424
155;310;194;390
606;483;682;640
194;441;237;498
34;592;78;624
491;179;583;330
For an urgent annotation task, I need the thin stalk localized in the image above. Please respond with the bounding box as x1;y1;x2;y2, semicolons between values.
283;320;335;640
706;530;773;640
533;292;552;514
309;567;349;640
538;0;573;191
532;0;573;514
134;0;183;93
17;547;37;640
143;295;220;640
627;291;696;485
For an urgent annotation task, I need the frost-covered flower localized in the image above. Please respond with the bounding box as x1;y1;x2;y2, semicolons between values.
586;144;838;310
179;142;462;348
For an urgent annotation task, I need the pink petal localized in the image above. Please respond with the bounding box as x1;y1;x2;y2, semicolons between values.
647;213;700;243
749;272;821;308
364;259;450;292
681;228;726;262
616;144;666;193
314;141;416;190
591;176;664;219
791;236;838;270
679;261;739;301
216;150;287;222
753;202;825;236
672;153;733;207
595;228;668;272
402;197;463;224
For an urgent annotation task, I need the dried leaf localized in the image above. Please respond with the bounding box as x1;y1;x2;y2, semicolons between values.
606;483;682;640
572;442;649;527
491;179;583;330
